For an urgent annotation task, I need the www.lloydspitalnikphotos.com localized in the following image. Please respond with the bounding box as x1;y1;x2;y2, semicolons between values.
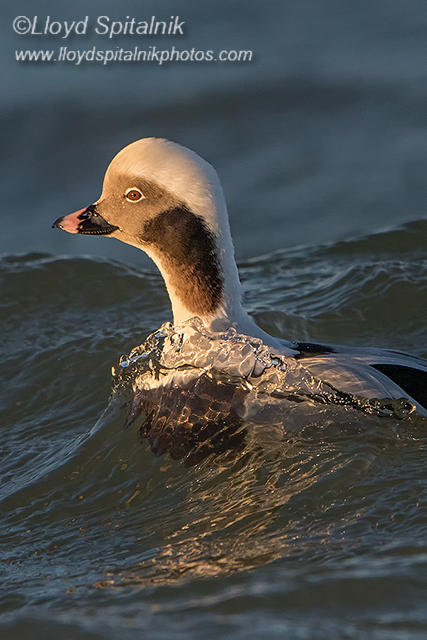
13;16;185;39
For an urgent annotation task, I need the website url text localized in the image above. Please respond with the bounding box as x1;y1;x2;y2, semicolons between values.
15;46;253;65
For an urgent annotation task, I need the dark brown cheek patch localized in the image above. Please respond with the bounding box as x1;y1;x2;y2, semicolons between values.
141;206;224;315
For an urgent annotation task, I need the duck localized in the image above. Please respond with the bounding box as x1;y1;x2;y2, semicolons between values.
53;137;427;425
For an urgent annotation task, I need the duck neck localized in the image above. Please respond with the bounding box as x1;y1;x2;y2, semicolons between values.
142;209;296;352
139;203;246;330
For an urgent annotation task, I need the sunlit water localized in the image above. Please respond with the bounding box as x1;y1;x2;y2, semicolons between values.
1;221;427;638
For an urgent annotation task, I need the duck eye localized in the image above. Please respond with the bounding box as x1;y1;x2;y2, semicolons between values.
125;188;144;202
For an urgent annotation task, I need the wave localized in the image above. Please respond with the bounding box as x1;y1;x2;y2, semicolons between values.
244;219;427;355
0;221;426;592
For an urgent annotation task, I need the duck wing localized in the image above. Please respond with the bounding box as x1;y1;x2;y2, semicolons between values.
295;342;427;414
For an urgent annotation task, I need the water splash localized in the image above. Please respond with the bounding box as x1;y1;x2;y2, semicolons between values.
111;318;418;464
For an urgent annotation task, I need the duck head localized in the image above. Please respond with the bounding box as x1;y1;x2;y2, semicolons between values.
53;138;246;329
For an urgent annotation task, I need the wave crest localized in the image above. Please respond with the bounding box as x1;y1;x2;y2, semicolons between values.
111;318;417;465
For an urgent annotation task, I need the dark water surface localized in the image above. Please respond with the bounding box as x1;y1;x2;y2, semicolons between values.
3;0;427;262
1;222;427;639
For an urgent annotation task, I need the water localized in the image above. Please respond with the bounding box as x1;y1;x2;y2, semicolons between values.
1;222;427;639
3;0;427;637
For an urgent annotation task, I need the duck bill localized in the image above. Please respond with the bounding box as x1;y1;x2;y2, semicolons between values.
52;204;119;236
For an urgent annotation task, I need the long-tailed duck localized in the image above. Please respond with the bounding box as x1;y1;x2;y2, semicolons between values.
53;138;427;461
